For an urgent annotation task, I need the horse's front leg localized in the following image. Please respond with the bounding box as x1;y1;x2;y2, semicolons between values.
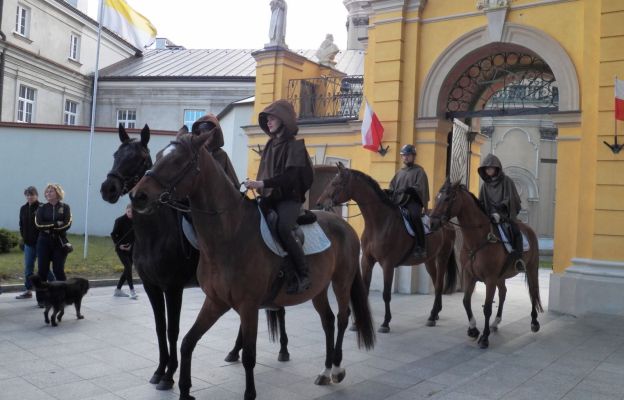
379;262;395;333
478;281;497;349
143;283;169;385
490;281;507;331
158;286;184;390
462;275;479;339
179;298;229;400
311;289;337;385
239;305;260;400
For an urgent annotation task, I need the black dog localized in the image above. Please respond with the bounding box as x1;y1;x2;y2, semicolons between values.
29;276;89;327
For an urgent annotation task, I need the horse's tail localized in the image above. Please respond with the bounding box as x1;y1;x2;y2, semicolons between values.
350;267;376;350
443;229;458;294
524;231;544;313
265;310;279;342
443;248;458;294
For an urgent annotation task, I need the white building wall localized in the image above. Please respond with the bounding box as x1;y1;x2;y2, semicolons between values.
0;123;246;236
218;101;253;182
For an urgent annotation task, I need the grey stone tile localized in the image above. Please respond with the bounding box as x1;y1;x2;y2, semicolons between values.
561;388;622;400
43;380;110;400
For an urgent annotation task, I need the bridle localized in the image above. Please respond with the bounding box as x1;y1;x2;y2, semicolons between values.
430;184;491;231
144;140;200;213
106;147;153;196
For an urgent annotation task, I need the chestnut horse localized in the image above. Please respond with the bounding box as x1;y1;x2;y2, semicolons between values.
130;131;375;400
429;180;542;348
318;164;457;332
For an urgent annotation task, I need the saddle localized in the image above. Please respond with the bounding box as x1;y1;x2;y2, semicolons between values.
399;206;431;237
494;223;529;253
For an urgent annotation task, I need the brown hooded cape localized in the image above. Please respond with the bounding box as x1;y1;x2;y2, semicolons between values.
477;154;521;220
389;163;430;208
191;114;239;187
256;100;313;202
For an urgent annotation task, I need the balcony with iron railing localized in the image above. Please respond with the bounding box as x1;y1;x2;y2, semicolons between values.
287;75;364;123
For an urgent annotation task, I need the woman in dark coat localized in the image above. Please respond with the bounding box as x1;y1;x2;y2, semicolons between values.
111;204;137;299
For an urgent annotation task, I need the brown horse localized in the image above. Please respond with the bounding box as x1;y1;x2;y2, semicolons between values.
317;164;457;332
130;131;375;400
429;180;542;349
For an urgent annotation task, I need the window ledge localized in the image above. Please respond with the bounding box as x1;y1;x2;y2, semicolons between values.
12;31;33;44
67;57;82;67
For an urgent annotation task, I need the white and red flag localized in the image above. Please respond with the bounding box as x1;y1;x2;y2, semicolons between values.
615;78;624;121
361;101;384;152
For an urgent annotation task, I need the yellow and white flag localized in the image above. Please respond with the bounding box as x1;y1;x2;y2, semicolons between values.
102;0;157;49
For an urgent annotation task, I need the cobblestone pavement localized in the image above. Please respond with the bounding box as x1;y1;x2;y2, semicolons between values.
1;270;623;400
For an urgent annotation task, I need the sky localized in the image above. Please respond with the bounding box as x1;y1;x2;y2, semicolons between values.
87;0;349;50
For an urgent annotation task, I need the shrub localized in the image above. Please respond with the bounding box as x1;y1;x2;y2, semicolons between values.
0;229;19;253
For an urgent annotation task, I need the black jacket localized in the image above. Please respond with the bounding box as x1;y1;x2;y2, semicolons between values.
19;201;40;246
111;214;134;251
35;202;72;238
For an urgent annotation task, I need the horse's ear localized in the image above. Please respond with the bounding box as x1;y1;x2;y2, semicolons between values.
191;128;213;149
140;124;150;147
176;125;189;139
337;161;345;170
118;124;130;143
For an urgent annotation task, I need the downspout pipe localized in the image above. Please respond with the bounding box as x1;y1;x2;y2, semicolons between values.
0;0;7;120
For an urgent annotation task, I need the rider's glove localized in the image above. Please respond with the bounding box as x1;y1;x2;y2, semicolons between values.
491;213;501;223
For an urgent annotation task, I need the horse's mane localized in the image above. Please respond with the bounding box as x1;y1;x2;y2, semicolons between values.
348;169;396;208
453;182;487;215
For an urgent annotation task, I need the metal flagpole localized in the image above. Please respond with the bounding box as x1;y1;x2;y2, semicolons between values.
83;0;105;258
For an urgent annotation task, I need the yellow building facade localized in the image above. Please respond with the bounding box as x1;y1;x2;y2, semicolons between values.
246;0;624;315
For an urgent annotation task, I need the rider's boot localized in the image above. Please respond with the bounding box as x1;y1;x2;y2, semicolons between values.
285;237;311;295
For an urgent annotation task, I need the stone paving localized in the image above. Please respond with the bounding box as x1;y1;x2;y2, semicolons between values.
1;270;624;400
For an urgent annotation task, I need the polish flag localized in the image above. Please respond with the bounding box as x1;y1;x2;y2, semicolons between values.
616;78;624;121
361;102;384;152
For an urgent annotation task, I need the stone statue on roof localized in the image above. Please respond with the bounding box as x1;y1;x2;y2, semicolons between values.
267;0;288;48
316;34;339;67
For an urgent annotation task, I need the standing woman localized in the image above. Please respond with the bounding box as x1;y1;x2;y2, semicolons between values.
34;183;72;307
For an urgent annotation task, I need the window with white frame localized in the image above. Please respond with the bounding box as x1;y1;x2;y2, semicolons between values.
17;84;35;123
183;109;206;130
117;109;136;128
15;4;30;37
69;34;80;61
64;100;78;125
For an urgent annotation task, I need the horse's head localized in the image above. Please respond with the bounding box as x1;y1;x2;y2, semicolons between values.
430;178;464;230
130;127;213;214
316;162;352;210
100;124;152;203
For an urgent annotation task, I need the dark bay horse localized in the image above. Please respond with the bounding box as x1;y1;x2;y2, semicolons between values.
317;164;457;332
130;131;375;400
429;180;542;348
100;126;293;389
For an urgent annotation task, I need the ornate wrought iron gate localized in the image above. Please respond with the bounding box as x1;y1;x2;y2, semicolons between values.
450;118;470;186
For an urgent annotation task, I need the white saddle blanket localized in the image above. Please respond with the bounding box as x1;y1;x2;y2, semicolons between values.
182;217;199;250
402;214;431;237
498;225;530;253
259;209;331;257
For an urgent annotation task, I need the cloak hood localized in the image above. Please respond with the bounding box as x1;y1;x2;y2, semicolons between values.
191;113;224;151
258;100;298;138
478;153;504;182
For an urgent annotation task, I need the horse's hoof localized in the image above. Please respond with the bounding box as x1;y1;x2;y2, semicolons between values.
149;373;163;384
77;315;84;320
224;352;240;362
315;375;331;385
467;327;480;339
278;352;290;362
478;336;489;349
156;378;174;390
349;324;357;332
531;321;540;333
179;394;195;400
331;370;346;383
426;319;436;327
378;325;390;333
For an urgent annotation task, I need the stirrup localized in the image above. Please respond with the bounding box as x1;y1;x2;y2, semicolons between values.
515;258;526;272
286;274;310;295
